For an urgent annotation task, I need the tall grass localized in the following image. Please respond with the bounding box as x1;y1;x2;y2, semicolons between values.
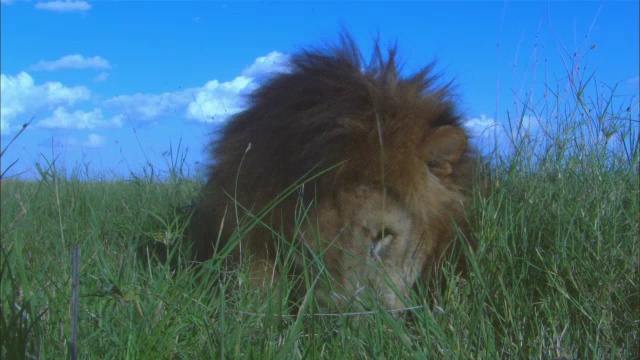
2;50;638;359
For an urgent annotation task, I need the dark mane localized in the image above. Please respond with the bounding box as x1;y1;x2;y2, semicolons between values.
209;34;461;198
191;33;473;263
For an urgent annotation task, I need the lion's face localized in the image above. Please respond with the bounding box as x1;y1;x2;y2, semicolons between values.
299;129;469;310
302;186;425;309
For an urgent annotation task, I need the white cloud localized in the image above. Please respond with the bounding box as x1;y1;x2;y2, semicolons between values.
37;107;123;129
1;51;290;135
105;77;253;125
104;89;196;124
465;114;504;153
75;50;289;127
1;72;90;134
465;113;548;157
105;51;290;125
31;54;110;71
34;0;90;13
465;114;544;141
83;133;106;148
93;72;109;82
185;76;254;123
183;51;290;123
465;114;500;138
48;133;106;150
241;51;289;78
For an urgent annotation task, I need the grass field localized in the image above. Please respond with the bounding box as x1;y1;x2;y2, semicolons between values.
2;61;638;359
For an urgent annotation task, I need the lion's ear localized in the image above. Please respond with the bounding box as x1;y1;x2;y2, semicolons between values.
422;125;467;177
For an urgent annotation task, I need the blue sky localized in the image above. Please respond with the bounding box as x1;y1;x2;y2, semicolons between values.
1;1;638;179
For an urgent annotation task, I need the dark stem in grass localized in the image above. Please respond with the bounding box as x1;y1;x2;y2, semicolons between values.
71;245;80;360
0;117;33;179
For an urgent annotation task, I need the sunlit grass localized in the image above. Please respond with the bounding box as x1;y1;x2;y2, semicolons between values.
2;48;638;358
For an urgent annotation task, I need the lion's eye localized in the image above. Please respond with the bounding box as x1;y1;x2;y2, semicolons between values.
426;160;439;168
370;230;394;261
426;160;453;177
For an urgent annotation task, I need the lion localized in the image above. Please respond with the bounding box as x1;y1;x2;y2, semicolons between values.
189;34;481;311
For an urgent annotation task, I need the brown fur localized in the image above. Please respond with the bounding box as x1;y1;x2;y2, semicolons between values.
189;34;482;309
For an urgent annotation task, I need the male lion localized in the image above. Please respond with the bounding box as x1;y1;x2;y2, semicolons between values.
189;34;480;310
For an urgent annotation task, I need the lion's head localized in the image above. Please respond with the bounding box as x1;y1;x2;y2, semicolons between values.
189;34;481;310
